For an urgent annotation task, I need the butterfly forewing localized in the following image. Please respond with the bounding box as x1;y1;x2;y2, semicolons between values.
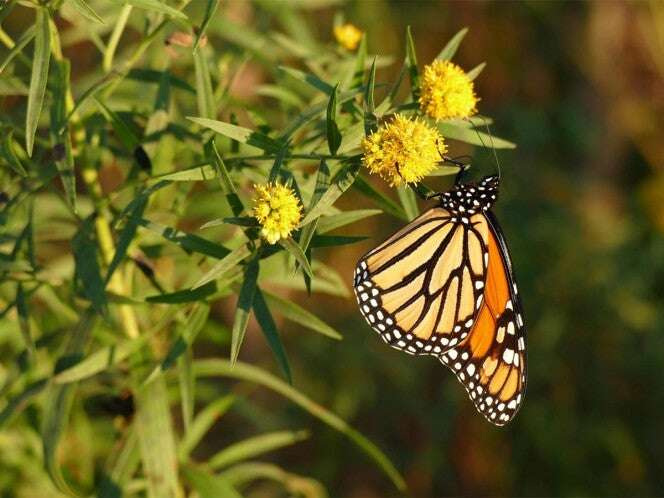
354;206;490;356
439;213;526;426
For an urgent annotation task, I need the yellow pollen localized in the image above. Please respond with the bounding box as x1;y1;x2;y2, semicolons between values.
419;60;479;121
361;114;447;187
252;182;303;244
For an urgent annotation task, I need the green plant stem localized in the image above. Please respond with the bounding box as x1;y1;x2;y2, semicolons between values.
103;4;132;73
225;153;359;162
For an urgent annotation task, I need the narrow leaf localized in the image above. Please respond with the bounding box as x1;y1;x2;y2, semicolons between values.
466;62;486;81
279;66;334;94
262;291;341;340
182;466;241;498
253;288;291;383
0;25;35;75
193;47;215;119
138;218;231;259
193;244;251;289
279;237;313;278
326;83;342;155
194;0;219;50
146;281;217;304
230;258;259;364
50;59;77;212
208;430;309;470
68;0;104;23
436;27;468;61
436;122;516;149
178;395;235;461
25;8;51;156
106;195;147;284
188;117;282;153
205;138;244;216
405;26;420;102
317;209;382;234
72;215;107;315
124;0;187;19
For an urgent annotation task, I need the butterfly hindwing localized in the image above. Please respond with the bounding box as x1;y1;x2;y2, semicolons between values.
439;211;526;426
354;207;489;356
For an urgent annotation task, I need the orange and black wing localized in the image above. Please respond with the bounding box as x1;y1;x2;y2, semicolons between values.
439;211;526;425
353;207;489;356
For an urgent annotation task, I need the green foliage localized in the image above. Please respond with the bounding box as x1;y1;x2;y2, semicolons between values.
0;1;513;496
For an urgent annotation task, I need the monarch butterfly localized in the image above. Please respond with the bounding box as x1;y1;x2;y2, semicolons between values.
353;174;526;426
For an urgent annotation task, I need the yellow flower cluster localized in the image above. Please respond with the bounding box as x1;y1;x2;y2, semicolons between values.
334;23;363;51
252;182;302;244
419;60;479;121
361;114;447;187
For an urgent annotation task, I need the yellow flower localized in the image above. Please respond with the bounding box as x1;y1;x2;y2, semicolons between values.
419;60;479;121
361;114;447;187
252;182;303;244
334;23;363;51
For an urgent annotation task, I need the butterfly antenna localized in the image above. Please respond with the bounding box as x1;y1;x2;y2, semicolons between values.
467;116;502;180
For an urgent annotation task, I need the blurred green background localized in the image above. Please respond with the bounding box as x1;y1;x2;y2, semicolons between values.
2;1;664;497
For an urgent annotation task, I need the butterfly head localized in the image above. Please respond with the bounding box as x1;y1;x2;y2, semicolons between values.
440;175;500;215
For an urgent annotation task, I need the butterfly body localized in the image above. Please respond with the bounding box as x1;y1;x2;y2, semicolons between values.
353;175;526;426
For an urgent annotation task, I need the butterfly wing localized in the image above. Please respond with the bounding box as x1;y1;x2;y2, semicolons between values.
439;211;527;426
353;207;490;356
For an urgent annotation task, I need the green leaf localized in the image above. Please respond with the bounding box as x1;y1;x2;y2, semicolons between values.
50;59;77;213
466;62;486;81
194;359;406;492
0;379;48;428
317;209;382;234
134;376;180;498
208;430;309;471
95;98;140;150
188;117;282;153
194;0;219;50
138;218;231;259
253;288;291;383
146;281;218;303
25;8;51;157
193;46;216;119
72;215;107;315
178;395;235;461
397;186;419;219
230;258;259;364
279;65;335;94
436;27;468;61
15;283;33;355
1;132;27;176
206;138;244;216
43;311;96;496
182;466;241;498
153;163;218;182
54;335;147;384
405;25;420;102
351;34;367;89
268;143;288;182
193;244;251;289
123;0;187;19
106;195;147;284
352;175;408;220
364;57;377;134
300;159;361;226
436;122;516;149
279;237;313;279
67;0;104;23
326;83;342;155
262;291;341;340
127;68;195;93
310;234;368;247
0;25;35;75
298;159;329;258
